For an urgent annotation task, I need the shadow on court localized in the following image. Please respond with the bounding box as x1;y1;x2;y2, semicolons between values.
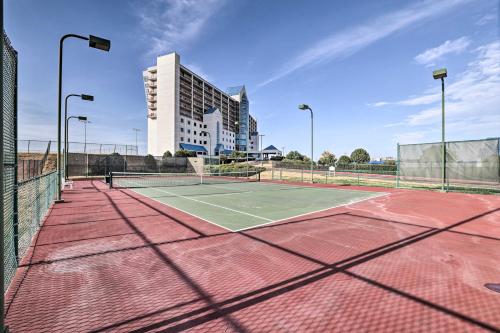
4;180;500;332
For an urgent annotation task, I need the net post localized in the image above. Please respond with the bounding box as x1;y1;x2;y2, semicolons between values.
109;172;113;188
396;143;400;188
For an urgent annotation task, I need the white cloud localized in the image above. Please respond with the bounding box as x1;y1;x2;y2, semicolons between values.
476;13;496;26
370;93;441;108
387;41;500;140
136;0;226;56
394;131;428;144
414;37;471;66
256;0;471;88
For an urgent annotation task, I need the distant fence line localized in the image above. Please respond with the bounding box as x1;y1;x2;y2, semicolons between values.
67;153;190;177
18;139;139;155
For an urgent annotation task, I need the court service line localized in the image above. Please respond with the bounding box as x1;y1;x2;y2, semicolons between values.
147;186;273;222
128;189;235;232
233;191;390;232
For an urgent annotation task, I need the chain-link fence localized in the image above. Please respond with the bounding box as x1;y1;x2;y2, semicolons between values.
18;139;138;155
3;32;19;291
16;172;57;259
397;138;500;191
67;153;189;177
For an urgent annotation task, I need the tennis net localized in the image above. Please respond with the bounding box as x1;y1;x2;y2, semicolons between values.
109;171;260;189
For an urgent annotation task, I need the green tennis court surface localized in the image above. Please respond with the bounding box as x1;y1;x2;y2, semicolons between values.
122;179;385;231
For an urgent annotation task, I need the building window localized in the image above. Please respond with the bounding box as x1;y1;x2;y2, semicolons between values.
194;139;197;144
188;120;191;125
204;125;207;128
204;141;207;145
181;118;184;123
194;131;197;135
181;128;184;132
187;138;190;143
187;129;191;134
181;137;184;141
194;122;197;127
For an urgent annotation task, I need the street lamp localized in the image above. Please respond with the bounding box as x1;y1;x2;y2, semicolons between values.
132;128;140;155
66;116;88;178
298;104;314;183
64;93;93;179
258;134;265;166
433;68;447;191
56;33;110;202
201;131;211;171
83;120;91;154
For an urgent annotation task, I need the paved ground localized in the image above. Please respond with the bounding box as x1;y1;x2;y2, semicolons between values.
5;180;500;332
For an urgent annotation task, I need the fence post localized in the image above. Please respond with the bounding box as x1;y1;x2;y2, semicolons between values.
271;165;274;180
396;143;400;188
27;139;30;153
301;168;304;182
325;170;328;184
280;168;282;180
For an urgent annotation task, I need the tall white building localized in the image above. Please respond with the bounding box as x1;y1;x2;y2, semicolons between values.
143;52;258;157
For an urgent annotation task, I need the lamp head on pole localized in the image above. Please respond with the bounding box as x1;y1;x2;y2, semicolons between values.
77;116;88;121
89;35;111;52
432;68;447;80
81;94;94;101
298;104;311;111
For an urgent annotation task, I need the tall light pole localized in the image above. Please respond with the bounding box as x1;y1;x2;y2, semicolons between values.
66;116;88;178
64;93;93;179
299;104;314;183
57;34;110;202
433;68;447;192
83;120;91;154
132;128;140;155
201;130;211;171
258;134;265;166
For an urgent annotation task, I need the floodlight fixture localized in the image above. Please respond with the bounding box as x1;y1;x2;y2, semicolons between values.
77;116;87;121
433;68;447;80
89;35;111;52
298;104;311;111
81;94;94;101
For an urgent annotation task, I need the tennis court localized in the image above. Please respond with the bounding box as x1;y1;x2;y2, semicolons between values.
110;172;386;231
4;178;500;332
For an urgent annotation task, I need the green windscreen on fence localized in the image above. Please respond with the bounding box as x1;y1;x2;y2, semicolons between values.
398;138;500;187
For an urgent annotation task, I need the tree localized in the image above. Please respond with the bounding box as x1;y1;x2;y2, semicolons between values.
337;155;352;165
350;148;370;163
318;150;336;166
174;149;194;157
162;151;173;158
286;150;306;161
144;154;157;171
230;151;245;159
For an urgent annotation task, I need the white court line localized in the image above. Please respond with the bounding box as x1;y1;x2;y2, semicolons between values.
146;186;273;222
127;189;235;232
233;192;390;232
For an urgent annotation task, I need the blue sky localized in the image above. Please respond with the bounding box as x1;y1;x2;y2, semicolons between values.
5;0;499;159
